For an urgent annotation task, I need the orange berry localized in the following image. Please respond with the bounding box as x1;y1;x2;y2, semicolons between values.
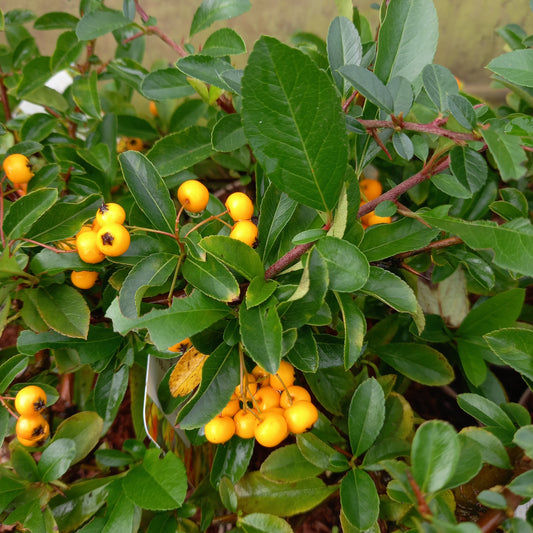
225;192;254;222
221;399;240;418
234;373;257;400
149;100;158;117
366;213;391;226
284;400;318;434
71;271;99;289
229;220;258;247
95;202;126;226
96;223;131;257
204;415;235;444
254;386;280;411
254;412;288;448
3;154;33;184
251;365;270;385
14;385;47;416
234;409;259;439
359;179;383;201
280;385;311;409
269;361;295;391
16;414;49;441
177;180;209;214
17;435;42;447
76;230;106;264
126;137;143;151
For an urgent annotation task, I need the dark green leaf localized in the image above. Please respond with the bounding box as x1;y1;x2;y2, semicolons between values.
246;276;278;309
292;229;327;245
392;131;414;160
242;36;348;212
482;123;527;181
202;27;246;56
422;64;459;111
16;56;52;98
177;55;234;92
261;444;323;482
450;146;488;194
441;435;483;490
336;293;366;369
461;427;511;469
486;49;533;87
212;113;246;152
94;449;133;467
339;65;393;113
348;378;385;457
140;68;195;100
190;0;251;36
119;150;176;234
34;12;79;30
432;172;472;199
239;513;293;533
286;326;318;372
485;328;533;382
211;437;254;487
38;439;77;482
340;468;379;530
71;70;101;119
20;113;58;142
51;31;83;72
94;365;129;432
448;94;477;129
0;474;26;514
11;446;39;482
117;115;159;140
76;9;130;40
0;354;28;394
147;126;214;176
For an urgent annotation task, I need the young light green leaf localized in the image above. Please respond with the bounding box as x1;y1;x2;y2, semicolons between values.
340;469;379;530
190;0;251;36
242;36;348;212
507;471;533;498
513;425;533;459
246;276;278;309
461;427;511;469
239;513;293;533
177;55;235;92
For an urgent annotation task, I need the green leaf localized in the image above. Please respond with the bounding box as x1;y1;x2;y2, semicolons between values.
420;213;533;277
11;446;39;482
261;444;323;482
340;468;379;530
373;0;438;84
178;343;239;429
94;365;129;433
38;439;77;482
336;292;366;369
0;474;26;514
22;86;68;113
286;326;318;372
450;146;488;194
202;27;246;56
422;64;459;111
140;68;195;100
482;123;527;181
71;70;101;119
122;448;187;510
239;513;293;533
411;420;460;493
147;126;214;177
51;31;83;72
2;188;57;240
106;291;229;351
119;253;178;317
246;276;277;309
20;113;58;142
211;113;246;152
36;285;90;339
458;289;524;337
477;490;508;509
361;266;418;315
392;132;414;160
513;425;533;459
200;235;263;281
16;56;52;98
292;229;327;245
375;343;454;386
448;94;477;129
51;412;103;464
76;8;131;40
461;427;511;469
34;12;79;30
0;409;9;447
190;0;251;36
242;36;348;212
240;299;282;375
119;150;176;234
211;437;254;487
507;470;533;498
0;354;28;394
177;55;235;92
316;236;369;292
360;217;439;262
235;471;336;517
484;328;533;382
441;435;483;490
327;16;362;95
486;49;533;87
297;432;342;471
182;255;240;303
339;65;394;113
101;480;140;533
348;378;385;457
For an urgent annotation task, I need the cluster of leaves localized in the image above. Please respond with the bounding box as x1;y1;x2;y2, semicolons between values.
0;0;533;532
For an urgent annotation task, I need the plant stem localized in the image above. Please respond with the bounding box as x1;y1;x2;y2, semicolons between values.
477;489;525;533
0;176;6;247
126;225;176;239
396;237;463;260
16;238;77;253
0;67;12;123
0;396;18;419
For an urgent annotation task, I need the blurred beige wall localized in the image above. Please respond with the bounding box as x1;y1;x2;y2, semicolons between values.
3;0;533;94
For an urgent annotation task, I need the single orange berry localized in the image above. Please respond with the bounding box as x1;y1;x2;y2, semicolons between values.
96;223;131;257
221;399;240;418
234;409;259;439
18;435;42;447
234;373;257;401
95;202;126;226
280;385;311;409
254;386;281;411
76;230;106;264
14;385;47;416
269;361;295;391
204;415;235;444
254;412;288;448
251;365;270;382
71;270;99;289
229;220;258;247
225;192;254;222
16;414;50;441
359;179;383;201
3;154;34;184
284;400;318;434
177;180;210;214
126;137;143;151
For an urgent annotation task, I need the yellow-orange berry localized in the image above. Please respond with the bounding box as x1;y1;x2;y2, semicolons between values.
254;386;281;411
269;361;295;391
177;180;210;214
76;230;106;264
254;412;288;448
229;220;258;247
3;154;33;184
204;415;235;444
280;385;311;409
366;213;391;226
359;179;382;201
14;385;47;416
234;409;259;439
234;373;257;400
95;203;126;226
71;270;99;289
149;101;158;117
284;400;318;434
96;223;131;257
225;192;254;222
221;399;240;418
16;414;49;441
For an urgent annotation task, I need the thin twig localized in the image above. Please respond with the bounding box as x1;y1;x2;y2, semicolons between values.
396;237;463;260
0;67;12;122
16;238;77;253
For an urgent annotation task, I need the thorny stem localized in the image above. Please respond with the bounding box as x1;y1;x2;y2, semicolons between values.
342;90;359;113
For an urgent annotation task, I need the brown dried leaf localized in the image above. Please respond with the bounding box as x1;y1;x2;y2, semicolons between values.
169;347;208;397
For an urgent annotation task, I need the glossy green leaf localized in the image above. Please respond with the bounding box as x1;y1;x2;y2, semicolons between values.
51;412;103;464
296;432;342;471
177;55;234;92
327;16;362;95
20;113;58;142
362;437;411;469
51;31;83;72
107;58;147;91
292;228;326;245
375;343;454;386
0;409;9;447
235;471;336;517
373;0;438;83
119;253;178;317
190;0;251;36
411;420;460;493
486;49;533;87
76;8;130;40
140;68;195;100
22;86;69;113
94;449;134;468
242;36;347;212
202;27;246;56
16;56;52;98
485;328;533;382
246;276;277;309
212;113;246;152
240;513;293;533
513;426;533;459
340;469;379;530
0;474;25;514
35;285;90;339
461;427;511;469
183;254;239;303
178;343;239;429
3;188;57;240
38;438;77;482
211;437;254;487
200;235;263;281
71;71;101;119
122;448;187;510
477;490;508;509
507;470;533;498
339;65;394;113
261;444;323;482
441;435;483;490
119;150;176;234
240;299;282;375
101;480;140;533
147;126;214;177
422;64;459;111
34;12;79;30
349;378;385;457
94;365;129;433
336;292;366;369
0;354;28;394
317;236;369;292
360;217;439;262
11;446;39;482
457;338;488;387
432;172;472;199
286;326;318;372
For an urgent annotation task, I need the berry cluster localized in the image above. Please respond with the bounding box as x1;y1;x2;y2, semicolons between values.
14;385;50;447
69;202;130;289
2;153;34;196
359;178;392;228
204;361;318;448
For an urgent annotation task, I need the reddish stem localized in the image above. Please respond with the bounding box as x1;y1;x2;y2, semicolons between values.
0;396;18;419
396;236;463;260
16;238;77;253
0;68;12;122
0;176;6;247
477;489;525;533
